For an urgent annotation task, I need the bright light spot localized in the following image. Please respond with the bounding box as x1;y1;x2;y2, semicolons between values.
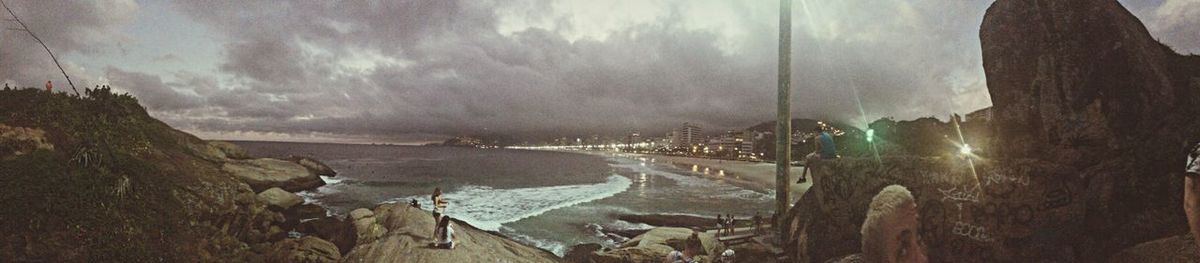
960;144;973;155
866;129;875;142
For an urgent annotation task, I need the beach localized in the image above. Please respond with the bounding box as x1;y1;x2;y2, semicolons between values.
605;152;811;202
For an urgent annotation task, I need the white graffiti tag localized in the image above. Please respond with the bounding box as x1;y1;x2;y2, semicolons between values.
952;221;995;243
938;185;981;203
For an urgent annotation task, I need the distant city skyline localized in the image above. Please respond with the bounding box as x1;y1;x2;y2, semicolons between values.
1;0;1196;144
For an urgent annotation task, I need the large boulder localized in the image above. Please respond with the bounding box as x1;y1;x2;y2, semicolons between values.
265;236;341;263
287;155;336;176
981;0;1200;164
590;244;674;263
979;0;1200;260
340;203;559;263
624;227;723;257
296;217;356;255
564;243;603;263
348;208;386;245
256;187;303;211
222;158;324;192
590;227;724;262
787;157;1085;262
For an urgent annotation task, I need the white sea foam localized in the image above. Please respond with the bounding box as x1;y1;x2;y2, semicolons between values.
318;175;346;185
504;227;570;256
297;176;350;207
396;174;632;232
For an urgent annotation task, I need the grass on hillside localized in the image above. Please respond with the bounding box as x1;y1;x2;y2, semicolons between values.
0;87;192;261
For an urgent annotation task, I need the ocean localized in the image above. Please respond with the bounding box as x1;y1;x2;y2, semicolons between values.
233;141;775;256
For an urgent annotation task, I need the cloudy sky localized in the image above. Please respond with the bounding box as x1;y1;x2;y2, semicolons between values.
0;0;1196;144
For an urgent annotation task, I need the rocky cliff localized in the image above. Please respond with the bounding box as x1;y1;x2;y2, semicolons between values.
0;87;557;262
787;157;1085;262
981;0;1200;166
786;0;1200;262
980;0;1200;259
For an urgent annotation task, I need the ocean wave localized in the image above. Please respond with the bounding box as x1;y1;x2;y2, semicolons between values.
395;174;632;232
503;227;570;257
297;175;351;206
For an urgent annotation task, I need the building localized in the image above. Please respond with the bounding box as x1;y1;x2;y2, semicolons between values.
678;122;702;147
707;130;754;159
627;131;641;146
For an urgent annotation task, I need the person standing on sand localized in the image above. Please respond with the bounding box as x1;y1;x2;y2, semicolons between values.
431;188;448;236
752;212;763;235
725;214;735;235
1184;143;1200;252
716;214;725;236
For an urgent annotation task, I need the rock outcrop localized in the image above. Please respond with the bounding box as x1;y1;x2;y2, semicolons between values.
0;124;53;160
222;158;325;192
784;1;1200;258
265;236;341;263
0;88;339;261
340;203;560;263
257;187;304;211
297;217;356;255
288;155;337;176
982;0;1200;164
348;208;387;245
976;0;1200;260
584;227;723;263
787;157;1083;262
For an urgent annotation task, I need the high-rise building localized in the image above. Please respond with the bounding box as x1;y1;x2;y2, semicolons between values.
679;122;702;146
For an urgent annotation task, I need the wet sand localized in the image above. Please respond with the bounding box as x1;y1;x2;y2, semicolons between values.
620;153;811;202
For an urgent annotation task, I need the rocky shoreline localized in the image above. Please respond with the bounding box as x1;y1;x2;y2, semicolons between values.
204;141;565;262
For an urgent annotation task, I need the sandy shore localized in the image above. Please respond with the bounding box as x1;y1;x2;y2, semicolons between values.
560;150;811;204
624;153;810;198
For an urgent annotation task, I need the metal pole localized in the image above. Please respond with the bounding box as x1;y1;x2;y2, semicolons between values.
775;0;793;241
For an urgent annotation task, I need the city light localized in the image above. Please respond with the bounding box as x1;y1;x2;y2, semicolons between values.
866;128;875;142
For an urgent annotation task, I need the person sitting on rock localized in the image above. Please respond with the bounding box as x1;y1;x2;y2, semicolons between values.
1184;143;1200;251
799;124;838;183
861;185;927;263
433;215;456;249
432;187;448;236
664;232;702;263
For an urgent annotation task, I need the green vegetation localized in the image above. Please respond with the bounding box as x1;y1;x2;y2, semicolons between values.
0;87;190;261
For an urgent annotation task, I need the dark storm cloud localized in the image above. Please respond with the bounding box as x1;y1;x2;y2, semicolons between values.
165;0;1002;138
0;0;136;87
104;67;203;111
3;1;1194;142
